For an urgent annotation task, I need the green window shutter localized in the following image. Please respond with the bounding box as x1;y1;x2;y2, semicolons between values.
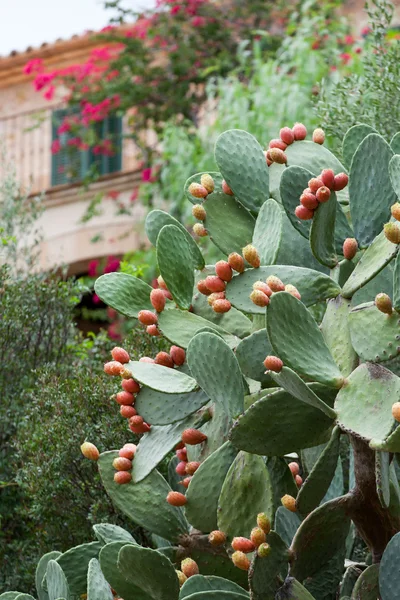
51;108;89;186
90;115;122;176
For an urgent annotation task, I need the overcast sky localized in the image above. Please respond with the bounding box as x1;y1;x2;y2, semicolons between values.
0;0;154;56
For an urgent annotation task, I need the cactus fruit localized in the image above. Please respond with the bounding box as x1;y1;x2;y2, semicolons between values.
157;275;167;289
284;284;301;300
343;238;358;260
333;172;349;191
193;223;208;237
292;122;307;140
256;513;271;535
215;260;233;282
115;391;135;405
176;447;187;461
213;298;232;313
316;186;331;203
176;570;187;587
114;471;132;484
147;324;160;336
269;148;287;164
231;551;250;571
266;275;285;292
113;457;133;471
242;244;261;268
253;281;273;296
176;461;188;476
231;537;255;553
166;491;187;506
392;402;400;422
228;252;245;273
80;442;100;461
180;476;192;488
120;405;137;418
257;543;271;558
182;428;207;445
186;461;201;475
288;462;299;476
222;179;234;195
200;174;215;193
281;495;297;512
104;361;124;376
308;178;324;193
181;558;199;578
295;205;314;220
391;202;400;221
129;416;151;434
139;356;155;363
119;444;137;459
250;527;267;548
280;126;295;145
250;289;270;307
205;276;226;293
150;288;166;312
295;475;303;487
197;279;212;295
122;379;140;394
138;310;158;326
312;128;325;144
269;138;287;151
384;222;400;244
111;347;130;363
321;168;335;189
300;192;318;209
154;352;174;368
263;355;283;372
208;530;227;546
189;182;208;198
208;292;226;306
170;345;186;366
375;293;393;315
192;204;207;221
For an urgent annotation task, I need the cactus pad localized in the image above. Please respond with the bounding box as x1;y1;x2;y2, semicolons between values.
393;252;400;311
280;166;314;240
321;296;358;377
179;575;249;598
309;192;337;268
342;124;377;169
157;225;194;310
248;531;289;600
203;192;255;255
46;561;69;600
188;550;248;588
285;140;345;176
379;531;400;600
157;309;238;349
99;542;149;600
252;199;282;264
274;507;302;547
184;172;224;204
276;578;316;600
351;563;379;600
135;386;209;426
235;329;274;385
87;558;113;600
53;542;102;597
95;273;153;318
36;552;62;600
127;360;198;394
93;523;136;545
348;302;400;362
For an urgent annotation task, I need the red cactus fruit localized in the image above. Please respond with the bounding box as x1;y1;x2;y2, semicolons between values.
215;260;233;282
207;292;225;306
295;475;303;487
269;148;287;164
281;494;297;512
253;281;272;296
308;178;324;193
250;527;267;548
257;543;271;558
213;299;232;313
312;128;325;144
264;150;272;167
80;442;99;461
176;447;187;461
193;223;208;237
269;138;287;151
228;252;245;273
257;513;271;535
392;402;400;422
292;122;307;140
119;443;137;459
231;537;255;553
122;378;140;394
231;551;250;571
180;476;192;489
222;180;234;195
201;173;215;193
166;491;187;506
157;275;167;289
155;352;174;368
182;428;207;445
284;284;301;300
280;126;294;145
391;202;400;221
175;441;185;450
333;173;349;191
113;457;132;471
300;192;318;210
139;357;155;363
115;391;135;406
295;205;314;220
176;570;187;587
120;405;137;419
205;276;226;293
170;346;186;366
104;361;124;376
197;279;212;296
129;416;151;434
150;288;166;313
320;168;335;189
147;325;160;336
111;347;130;364
176;461;188;476
186;461;201;475
208;530;226;546
243;244;261;268
266;276;285;292
343;238;358;260
181;558;199;578
263;356;283;372
163;289;173;300
188;182;208;198
384;222;400;244
114;471;132;484
121;367;133;379
315;186;330;203
192;204;207;221
250;290;270;307
288;462;299;476
375;293;393;315
138;310;158;326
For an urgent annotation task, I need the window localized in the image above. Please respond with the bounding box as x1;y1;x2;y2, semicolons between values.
51;109;122;187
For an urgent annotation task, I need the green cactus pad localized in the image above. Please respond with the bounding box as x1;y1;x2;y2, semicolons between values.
87;559;113;600
118;545;180;600
46;561;70;600
135;386;209;426
269;162;285;202
215;129;269;213
94;273;153;318
217;451;273;539
226;266;340;315
267;292;343;387
0;594;24;600
340;565;362;598
391;133;400;154
342;124;378;169
188;550;248;588
376;451;391;508
98;451;188;542
178;592;246;600
53;542;102;597
126;360;198;394
203;192;255;255
131;412;204;482
267;457;298;514
304;546;347;600
372;426;400;453
296;427;341;515
185;441;238;532
167;456;182;492
286;140;345;174
349;133;395;247
158;309;238;349
248;531;289;600
274;507;302;547
252;199;282;264
270;367;337;419
276;578;316;600
351;262;393;306
157;225;194;310
290;497;350;581
321;296;358;377
389;154;400;200
280;166;314;240
14;596;36;600
235;329;274;385
229;388;334;456
184;172;224;204
187;332;244;418
146;210;204;270
335;362;400;441
93;523;136;545
379;531;400;600
342;230;398;298
309;193;338;268
36;552;62;600
349;302;400;362
351;563;379;600
276;212;330;272
99;542;150;600
179;575;249;598
393;252;400;311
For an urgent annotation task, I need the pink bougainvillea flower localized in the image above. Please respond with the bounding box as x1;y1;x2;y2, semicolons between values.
344;34;355;45
44;85;56;101
130;189;139;202
88;259;99;277
23;58;44;75
92;293;101;304
340;52;352;65
104;256;121;273
141;168;152;182
107;190;120;200
51;139;61;155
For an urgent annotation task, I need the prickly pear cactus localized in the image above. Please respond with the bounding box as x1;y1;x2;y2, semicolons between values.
7;123;400;600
